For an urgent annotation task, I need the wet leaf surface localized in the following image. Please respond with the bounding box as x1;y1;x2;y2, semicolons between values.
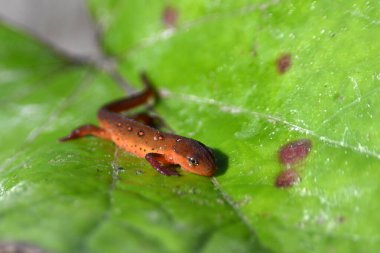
1;1;380;252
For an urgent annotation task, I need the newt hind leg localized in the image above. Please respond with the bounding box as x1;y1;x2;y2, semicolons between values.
59;124;110;142
100;73;158;113
145;153;179;176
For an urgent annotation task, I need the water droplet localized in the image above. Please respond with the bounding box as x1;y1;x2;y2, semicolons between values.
154;133;164;141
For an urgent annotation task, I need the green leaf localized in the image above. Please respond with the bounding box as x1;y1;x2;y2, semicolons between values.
0;23;260;253
1;0;380;252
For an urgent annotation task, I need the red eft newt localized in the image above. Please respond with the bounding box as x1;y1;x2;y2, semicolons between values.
60;73;216;176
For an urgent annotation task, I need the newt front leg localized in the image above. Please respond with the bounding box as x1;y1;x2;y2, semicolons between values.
145;153;179;176
60;124;110;142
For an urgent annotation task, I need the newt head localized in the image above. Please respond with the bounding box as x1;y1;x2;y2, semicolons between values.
171;138;216;176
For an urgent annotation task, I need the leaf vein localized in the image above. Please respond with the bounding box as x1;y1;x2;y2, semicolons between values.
162;90;380;161
211;177;266;250
77;147;120;252
318;79;380;128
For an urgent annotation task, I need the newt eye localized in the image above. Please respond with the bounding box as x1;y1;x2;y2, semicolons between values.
187;157;199;166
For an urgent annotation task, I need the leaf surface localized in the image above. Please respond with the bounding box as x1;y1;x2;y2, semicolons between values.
1;0;380;252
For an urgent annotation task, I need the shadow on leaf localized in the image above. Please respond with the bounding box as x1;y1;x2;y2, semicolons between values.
212;148;229;176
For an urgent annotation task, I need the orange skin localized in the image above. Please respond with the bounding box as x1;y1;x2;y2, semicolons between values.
60;73;216;176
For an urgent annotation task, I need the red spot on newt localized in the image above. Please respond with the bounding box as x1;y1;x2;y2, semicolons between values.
276;53;292;74
275;169;300;188
279;139;312;165
60;72;216;177
162;6;178;28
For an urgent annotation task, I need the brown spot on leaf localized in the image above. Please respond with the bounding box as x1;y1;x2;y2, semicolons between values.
275;169;300;188
162;6;178;28
279;139;312;165
337;215;345;224
276;53;292;74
